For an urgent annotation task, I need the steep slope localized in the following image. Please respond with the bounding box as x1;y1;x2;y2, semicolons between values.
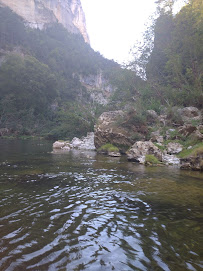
0;6;141;139
0;0;89;43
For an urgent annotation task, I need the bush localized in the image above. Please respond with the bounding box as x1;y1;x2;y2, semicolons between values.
145;154;160;164
178;142;203;158
98;143;119;153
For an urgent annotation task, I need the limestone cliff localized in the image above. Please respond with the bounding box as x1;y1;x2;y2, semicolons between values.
0;0;89;43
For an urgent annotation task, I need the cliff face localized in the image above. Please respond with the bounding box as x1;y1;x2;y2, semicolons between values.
0;0;89;43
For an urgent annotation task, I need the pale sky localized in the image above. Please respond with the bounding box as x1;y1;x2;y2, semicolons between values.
80;0;186;64
80;0;156;64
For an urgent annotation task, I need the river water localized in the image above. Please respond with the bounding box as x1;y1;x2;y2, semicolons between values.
0;139;202;271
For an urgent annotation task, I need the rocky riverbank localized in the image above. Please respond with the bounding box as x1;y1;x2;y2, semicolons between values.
53;106;203;171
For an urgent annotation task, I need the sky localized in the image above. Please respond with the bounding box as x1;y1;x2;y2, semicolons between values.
80;0;186;64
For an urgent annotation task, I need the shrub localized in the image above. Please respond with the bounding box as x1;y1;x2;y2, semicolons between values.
98;143;119;153
145;154;160;164
178;142;203;158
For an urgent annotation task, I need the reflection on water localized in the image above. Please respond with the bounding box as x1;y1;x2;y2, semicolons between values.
0;139;203;271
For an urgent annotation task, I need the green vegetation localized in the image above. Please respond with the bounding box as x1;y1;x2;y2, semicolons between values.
130;0;203;109
0;0;202;144
0;7;125;139
145;154;160;164
178;142;203;158
98;144;119;153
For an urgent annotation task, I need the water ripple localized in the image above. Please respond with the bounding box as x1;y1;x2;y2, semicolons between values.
0;152;202;271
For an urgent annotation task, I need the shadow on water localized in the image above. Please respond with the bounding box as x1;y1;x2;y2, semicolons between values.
0;139;203;271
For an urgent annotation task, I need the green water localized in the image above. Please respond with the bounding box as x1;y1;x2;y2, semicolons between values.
0;139;202;271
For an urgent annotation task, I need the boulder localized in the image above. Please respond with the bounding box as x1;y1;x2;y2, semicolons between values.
180;156;203;171
108;151;121;157
150;130;164;143
158;114;167;126
178;125;197;137
70;137;83;148
147;110;158;123
94;111;134;152
0;128;10;137
177;107;202;122
53;141;67;149
167;142;183;154
190;130;203;141
70;132;95;150
127;141;163;163
53;132;95;151
162;154;180;165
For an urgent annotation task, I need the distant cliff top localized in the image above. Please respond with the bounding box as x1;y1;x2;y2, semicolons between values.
0;0;90;43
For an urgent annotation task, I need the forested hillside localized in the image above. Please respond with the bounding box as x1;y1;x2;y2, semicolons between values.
0;7;142;139
130;0;202;111
0;0;202;140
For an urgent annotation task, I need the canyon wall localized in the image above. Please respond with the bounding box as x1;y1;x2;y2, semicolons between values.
0;0;89;43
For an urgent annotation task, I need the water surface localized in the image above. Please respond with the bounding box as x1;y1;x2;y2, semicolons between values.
0;139;202;271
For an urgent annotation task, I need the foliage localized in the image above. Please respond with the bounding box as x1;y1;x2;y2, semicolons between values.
0;54;58;133
0;6;145;138
178;142;203;158
145;154;160;164
130;0;203;109
98;144;119;153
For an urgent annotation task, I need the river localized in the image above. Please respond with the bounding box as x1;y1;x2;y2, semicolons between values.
0;139;202;271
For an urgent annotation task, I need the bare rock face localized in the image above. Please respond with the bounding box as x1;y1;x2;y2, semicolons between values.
126;141;163;163
94;111;134;152
79;72;115;105
0;0;89;43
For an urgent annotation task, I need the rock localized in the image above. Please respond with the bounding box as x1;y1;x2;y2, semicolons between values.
190;130;203;141
147;110;158;123
0;0;90;43
167;142;183;154
127;141;163;163
70;132;95;150
162;154;180;165
177;107;202;123
180;156;203;171
70;137;83;148
53;141;67;149
53;132;95;151
0;128;10;136
108;152;121;157
62;145;71;151
178;125;197;137
79;72;115;105
94;111;134;152
158;114;167;126
147;110;158;119
150;130;164;143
